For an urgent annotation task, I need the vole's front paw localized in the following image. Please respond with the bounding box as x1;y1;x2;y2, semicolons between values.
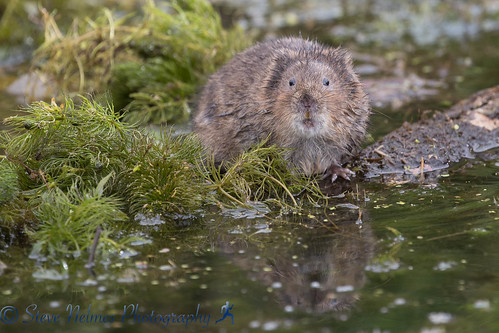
323;165;355;182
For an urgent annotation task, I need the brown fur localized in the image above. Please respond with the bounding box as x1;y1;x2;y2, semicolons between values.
194;37;370;176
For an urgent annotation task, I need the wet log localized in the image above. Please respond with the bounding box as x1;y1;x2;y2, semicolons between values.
355;85;499;182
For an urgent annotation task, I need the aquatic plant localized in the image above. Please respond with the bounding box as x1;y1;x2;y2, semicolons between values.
199;140;325;211
117;130;208;215
29;176;129;258
2;97;132;193
0;96;325;258
0;160;19;205
32;0;249;125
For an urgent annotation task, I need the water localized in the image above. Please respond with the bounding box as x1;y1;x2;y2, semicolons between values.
1;0;499;332
1;163;498;331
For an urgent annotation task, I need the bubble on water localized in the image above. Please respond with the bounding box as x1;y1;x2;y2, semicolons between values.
473;299;490;310
135;213;165;226
393;234;405;242
471;227;488;234
393;298;406;306
428;312;453;324
271;282;282;289
310;281;321;288
49;301;61;308
433;261;457;271
32;269;68;280
365;260;400;273
262;321;279;331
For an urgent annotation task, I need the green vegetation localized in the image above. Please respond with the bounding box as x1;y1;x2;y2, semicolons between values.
200;140;325;212
32;0;249;124
0;97;325;258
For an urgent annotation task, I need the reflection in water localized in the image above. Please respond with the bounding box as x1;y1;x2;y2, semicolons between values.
213;206;375;313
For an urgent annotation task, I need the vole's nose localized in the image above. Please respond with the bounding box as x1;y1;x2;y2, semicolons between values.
299;94;317;112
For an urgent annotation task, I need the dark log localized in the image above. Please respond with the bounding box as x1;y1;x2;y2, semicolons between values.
355;85;499;182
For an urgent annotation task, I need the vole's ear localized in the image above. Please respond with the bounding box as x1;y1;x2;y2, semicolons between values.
331;47;353;68
342;50;354;68
264;52;293;91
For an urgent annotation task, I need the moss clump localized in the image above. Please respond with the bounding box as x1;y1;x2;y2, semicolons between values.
0;97;208;256
0;96;325;258
30;176;129;258
2;97;132;192
200;140;325;211
117;131;208;215
0;160;19;205
33;0;250;125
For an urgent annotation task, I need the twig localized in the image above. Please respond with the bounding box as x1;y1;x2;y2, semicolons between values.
86;225;102;274
420;156;425;182
427;231;468;241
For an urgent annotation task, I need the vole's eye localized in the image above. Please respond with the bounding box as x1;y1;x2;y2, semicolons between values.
289;78;296;87
323;78;330;86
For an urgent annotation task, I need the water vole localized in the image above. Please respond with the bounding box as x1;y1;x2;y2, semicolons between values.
194;37;370;181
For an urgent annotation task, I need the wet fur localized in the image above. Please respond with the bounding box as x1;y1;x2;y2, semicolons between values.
194;37;370;175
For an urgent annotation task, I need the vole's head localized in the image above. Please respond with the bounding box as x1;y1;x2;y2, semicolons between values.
266;45;369;143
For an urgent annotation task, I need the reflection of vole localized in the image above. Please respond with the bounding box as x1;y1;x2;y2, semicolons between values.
194;37;370;181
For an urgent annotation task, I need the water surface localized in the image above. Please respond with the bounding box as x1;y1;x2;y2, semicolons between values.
1;0;499;332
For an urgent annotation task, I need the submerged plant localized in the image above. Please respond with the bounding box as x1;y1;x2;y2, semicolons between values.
30;175;129;258
33;0;249;125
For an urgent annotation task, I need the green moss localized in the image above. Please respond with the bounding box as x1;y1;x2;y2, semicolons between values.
199;139;325;211
0;160;19;205
0;96;325;258
30;177;129;257
33;0;250;125
2;97;133;192
118;131;208;215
